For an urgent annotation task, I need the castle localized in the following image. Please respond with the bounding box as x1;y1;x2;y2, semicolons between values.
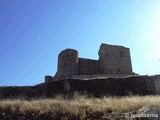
45;43;133;82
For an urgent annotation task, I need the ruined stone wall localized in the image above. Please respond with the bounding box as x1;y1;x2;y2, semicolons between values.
98;44;132;74
45;75;53;83
53;49;78;81
70;74;133;80
58;49;78;75
51;43;133;81
154;75;160;94
78;58;100;75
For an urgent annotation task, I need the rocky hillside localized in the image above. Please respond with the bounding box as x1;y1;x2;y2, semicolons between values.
0;75;160;99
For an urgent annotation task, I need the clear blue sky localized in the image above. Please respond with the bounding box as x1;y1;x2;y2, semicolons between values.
0;0;160;86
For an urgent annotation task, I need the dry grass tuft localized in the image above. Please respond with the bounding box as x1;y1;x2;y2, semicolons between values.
0;95;160;119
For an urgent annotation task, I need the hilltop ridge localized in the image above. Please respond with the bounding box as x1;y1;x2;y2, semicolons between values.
0;75;160;99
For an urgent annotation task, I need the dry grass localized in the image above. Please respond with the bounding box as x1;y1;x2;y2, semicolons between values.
0;95;160;119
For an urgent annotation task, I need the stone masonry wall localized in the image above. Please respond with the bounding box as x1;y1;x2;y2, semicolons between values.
78;58;100;75
53;49;78;81
51;43;133;81
98;44;132;74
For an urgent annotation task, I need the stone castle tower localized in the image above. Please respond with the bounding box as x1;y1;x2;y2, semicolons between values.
98;44;132;74
45;43;133;82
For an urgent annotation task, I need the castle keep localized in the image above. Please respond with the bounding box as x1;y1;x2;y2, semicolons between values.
45;43;133;82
